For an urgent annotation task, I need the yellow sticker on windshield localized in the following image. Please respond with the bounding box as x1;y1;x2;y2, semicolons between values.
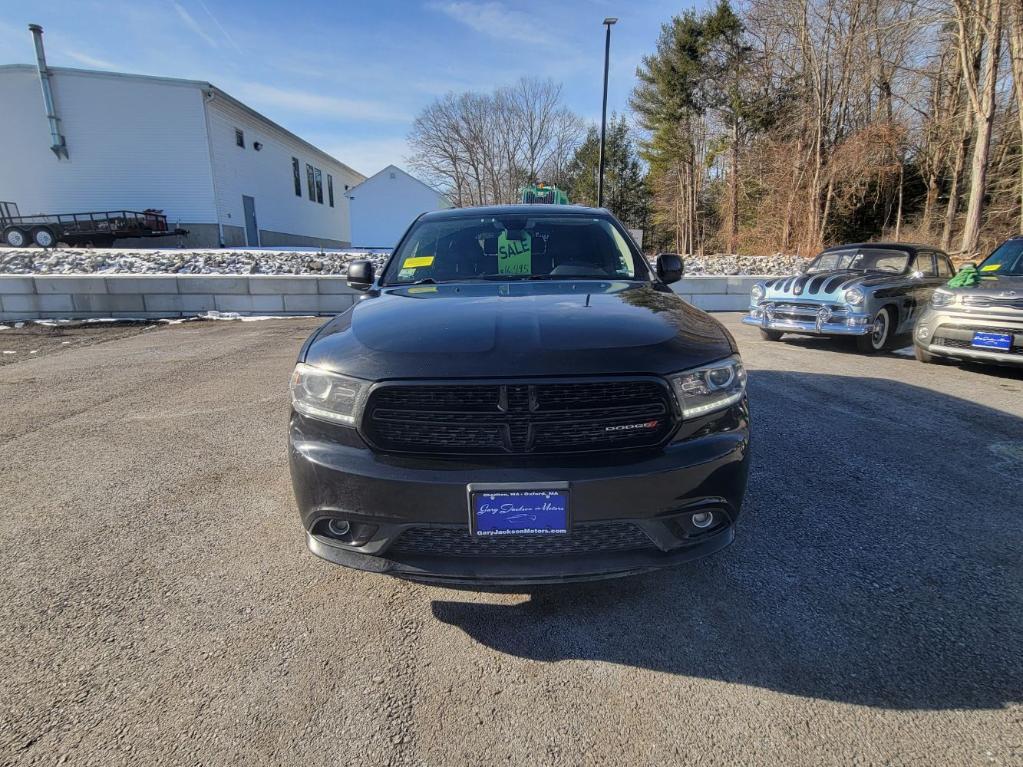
407;285;437;294
403;256;434;268
981;264;1001;271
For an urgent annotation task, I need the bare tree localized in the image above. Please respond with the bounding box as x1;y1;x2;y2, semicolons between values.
953;0;1004;256
407;78;583;207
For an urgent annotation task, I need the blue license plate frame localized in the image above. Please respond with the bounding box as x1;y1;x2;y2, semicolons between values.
971;331;1013;351
467;482;570;537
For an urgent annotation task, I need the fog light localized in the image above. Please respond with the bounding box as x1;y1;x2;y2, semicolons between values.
691;511;714;529
327;519;351;536
917;326;929;339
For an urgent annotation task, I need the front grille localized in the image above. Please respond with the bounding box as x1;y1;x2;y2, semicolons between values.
934;336;1023;355
363;379;675;455
389;522;656;557
961;295;1023;311
768;302;846;320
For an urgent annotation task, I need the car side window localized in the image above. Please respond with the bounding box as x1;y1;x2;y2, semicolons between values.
936;255;953;278
913;253;936;277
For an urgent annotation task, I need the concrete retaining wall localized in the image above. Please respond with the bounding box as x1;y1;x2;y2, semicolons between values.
0;274;769;321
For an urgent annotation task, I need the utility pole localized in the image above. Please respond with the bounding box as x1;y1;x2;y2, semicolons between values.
597;17;617;208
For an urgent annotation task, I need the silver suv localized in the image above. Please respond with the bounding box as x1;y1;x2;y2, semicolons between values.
914;237;1023;367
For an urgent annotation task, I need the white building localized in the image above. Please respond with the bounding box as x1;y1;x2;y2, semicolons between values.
348;165;450;247
0;64;365;247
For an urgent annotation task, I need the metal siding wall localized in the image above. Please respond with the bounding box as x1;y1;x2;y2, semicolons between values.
0;68;217;223
349;170;449;247
205;97;363;245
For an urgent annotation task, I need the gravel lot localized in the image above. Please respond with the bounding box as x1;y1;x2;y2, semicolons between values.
0;315;1020;766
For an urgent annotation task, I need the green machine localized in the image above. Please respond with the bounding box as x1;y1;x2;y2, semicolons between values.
520;184;569;205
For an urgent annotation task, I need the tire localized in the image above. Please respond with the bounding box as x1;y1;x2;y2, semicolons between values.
31;226;56;248
914;343;937;364
3;227;28;248
856;307;895;353
759;328;783;341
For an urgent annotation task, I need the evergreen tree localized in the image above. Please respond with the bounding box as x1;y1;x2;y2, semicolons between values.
564;115;650;232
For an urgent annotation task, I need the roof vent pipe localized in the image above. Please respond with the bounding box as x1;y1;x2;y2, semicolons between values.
28;24;69;159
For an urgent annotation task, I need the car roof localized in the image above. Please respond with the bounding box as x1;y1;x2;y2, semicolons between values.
821;242;947;256
418;204;612;222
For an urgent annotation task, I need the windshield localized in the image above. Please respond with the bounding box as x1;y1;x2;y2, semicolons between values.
979;240;1023;275
807;248;909;274
381;214;645;285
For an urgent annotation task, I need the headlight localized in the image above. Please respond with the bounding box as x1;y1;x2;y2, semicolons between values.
290;363;370;426
843;287;865;306
930;288;955;307
750;283;765;302
668;355;747;418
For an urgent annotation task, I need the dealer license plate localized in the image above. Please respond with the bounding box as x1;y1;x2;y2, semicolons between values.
468;486;569;536
971;331;1013;351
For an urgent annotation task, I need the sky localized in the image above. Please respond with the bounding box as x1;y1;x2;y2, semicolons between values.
0;0;706;178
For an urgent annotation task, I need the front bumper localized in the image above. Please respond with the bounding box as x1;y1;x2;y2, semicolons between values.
914;307;1023;366
289;405;750;586
742;304;871;336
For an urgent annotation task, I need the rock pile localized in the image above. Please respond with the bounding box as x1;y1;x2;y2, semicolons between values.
0;248;804;277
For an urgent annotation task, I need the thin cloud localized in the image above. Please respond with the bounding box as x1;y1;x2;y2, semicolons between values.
195;0;243;55
170;1;218;49
428;1;556;45
63;49;117;70
233;82;410;123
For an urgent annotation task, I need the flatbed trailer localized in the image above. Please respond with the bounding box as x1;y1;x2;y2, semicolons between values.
1;201;188;248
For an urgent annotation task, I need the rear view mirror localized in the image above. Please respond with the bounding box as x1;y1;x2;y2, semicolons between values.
655;253;684;284
347;260;375;291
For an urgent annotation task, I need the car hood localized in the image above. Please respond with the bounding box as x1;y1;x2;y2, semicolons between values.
303;281;736;380
761;270;900;303
949;273;1023;296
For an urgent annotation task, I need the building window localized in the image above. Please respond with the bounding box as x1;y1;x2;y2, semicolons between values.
235;128;245;148
327;174;334;207
306;164;315;201
314;168;323;204
292;158;301;196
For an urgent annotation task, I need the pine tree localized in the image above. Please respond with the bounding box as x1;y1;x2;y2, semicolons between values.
564;115;649;232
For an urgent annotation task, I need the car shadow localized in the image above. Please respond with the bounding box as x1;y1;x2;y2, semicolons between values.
431;372;1023;711
771;331;915;357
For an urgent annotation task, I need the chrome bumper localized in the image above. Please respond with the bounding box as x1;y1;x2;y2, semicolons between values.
742;305;871;336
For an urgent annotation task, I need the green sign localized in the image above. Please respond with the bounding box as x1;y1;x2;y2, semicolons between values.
498;231;532;274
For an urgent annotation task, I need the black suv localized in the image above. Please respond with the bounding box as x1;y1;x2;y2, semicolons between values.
288;205;750;586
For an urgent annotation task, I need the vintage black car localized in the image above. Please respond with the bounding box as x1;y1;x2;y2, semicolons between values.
743;243;955;352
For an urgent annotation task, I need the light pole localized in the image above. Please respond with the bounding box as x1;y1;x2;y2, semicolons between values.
597;17;617;208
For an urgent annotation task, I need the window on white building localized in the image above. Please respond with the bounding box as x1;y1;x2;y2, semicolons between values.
292;158;301;196
235;129;245;148
327;174;334;207
314;168;324;204
306;164;315;201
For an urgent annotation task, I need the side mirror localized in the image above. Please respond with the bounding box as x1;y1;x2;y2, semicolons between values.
347;260;375;291
911;270;924;280
960;262;977;272
655;253;684;284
